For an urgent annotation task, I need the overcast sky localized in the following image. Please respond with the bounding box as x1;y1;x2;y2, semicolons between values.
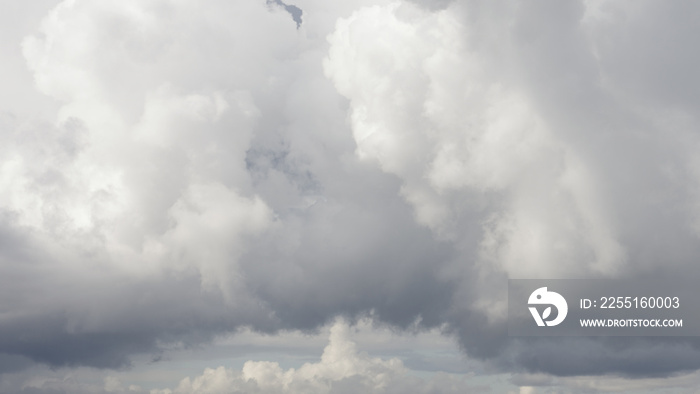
2;0;700;393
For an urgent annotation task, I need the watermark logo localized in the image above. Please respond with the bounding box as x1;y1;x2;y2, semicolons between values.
528;287;568;327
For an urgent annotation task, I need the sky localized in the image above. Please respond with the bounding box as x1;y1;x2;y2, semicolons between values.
2;0;700;393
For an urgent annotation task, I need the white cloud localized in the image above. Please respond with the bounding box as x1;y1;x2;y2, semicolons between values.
323;2;628;326
149;182;273;294
2;0;700;384
10;0;289;287
152;319;482;394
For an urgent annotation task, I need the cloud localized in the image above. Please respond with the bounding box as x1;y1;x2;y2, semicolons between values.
19;375;145;394
0;0;298;371
324;0;625;278
152;319;484;394
3;0;452;374
325;0;700;376
2;0;700;385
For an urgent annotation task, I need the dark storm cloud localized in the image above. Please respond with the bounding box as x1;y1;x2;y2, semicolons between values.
0;233;276;372
3;0;700;389
239;185;456;330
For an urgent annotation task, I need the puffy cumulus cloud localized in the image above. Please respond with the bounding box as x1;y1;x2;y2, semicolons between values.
149;182;271;294
325;0;700;377
324;0;624;281
1;0;453;376
0;0;60;119
152;320;484;394
4;0;700;386
0;0;301;371
14;0;291;282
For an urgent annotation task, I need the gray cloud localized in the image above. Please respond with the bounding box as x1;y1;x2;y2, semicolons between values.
149;320;487;394
1;0;700;389
323;0;700;377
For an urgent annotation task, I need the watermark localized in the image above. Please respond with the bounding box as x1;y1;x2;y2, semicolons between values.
509;279;698;336
528;287;568;327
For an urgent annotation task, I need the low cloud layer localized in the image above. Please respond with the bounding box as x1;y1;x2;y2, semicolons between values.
2;0;700;389
152;320;482;394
